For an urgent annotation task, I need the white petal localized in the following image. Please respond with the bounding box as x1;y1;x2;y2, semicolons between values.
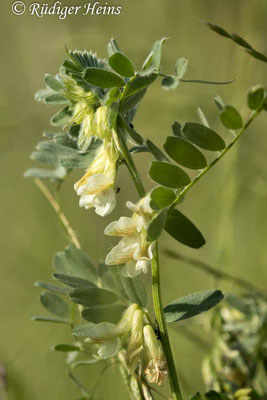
136;259;150;274
141;195;153;215
93;188;116;217
105;235;141;265
121;261;141;278
126;201;138;213
104;217;137;237
98;338;121;359
84;322;121;342
147;243;155;260
79;194;95;208
80;174;113;196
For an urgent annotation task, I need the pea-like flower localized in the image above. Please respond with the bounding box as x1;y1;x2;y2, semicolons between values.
143;325;167;386
104;195;155;277
74;141;119;217
83;304;141;359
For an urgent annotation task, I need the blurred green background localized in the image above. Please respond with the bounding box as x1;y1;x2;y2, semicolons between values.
1;0;267;398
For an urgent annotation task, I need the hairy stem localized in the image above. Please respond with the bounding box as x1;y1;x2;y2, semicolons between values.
33;178;81;249
152;244;183;400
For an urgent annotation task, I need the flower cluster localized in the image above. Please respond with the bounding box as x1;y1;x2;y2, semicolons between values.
104;195;155;277
61;74;121;216
83;304;167;386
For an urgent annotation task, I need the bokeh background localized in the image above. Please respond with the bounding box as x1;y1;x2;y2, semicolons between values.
1;0;267;398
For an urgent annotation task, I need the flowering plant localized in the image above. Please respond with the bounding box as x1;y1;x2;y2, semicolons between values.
25;24;267;400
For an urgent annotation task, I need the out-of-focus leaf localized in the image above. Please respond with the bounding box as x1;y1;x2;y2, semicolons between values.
69;287;118;307
108;52;135;77
172;121;183;137
247;86;265;110
98;338;121;359
34;281;69;295
53;344;81;352
164;289;224;323
40;291;70;318
182;122;225;151
220;105;243;129
53;245;98;283
111;268;147;308
147;209;167;242
70;359;100;368
161;76;179;90
175;58;188;79
67;371;90;397
73;323;96;338
164;136;207;169
82;304;126;324
150;187;176;210
24;166;67;181
149;161;191;188
32;315;70;324
214;95;225;111
165;209;205;249
84;67;125;88
53;273;97;289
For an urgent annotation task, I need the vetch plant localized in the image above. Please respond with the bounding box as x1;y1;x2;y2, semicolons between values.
25;32;267;400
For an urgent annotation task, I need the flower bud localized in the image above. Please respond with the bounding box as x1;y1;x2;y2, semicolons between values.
143;325;167;386
117;303;139;334
126;309;144;373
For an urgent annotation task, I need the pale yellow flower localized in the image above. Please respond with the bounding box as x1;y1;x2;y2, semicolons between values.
105;195;155;277
74;142;119;216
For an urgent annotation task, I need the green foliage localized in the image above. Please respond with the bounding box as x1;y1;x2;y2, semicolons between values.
53;344;81;352
164;136;207;169
164;289;224;323
51;107;73;126
82;304;127;324
24;166;67;181
31;315;70;324
40;291;70;318
84;67;125;88
150;187;176;210
69;287;118;307
147;209;168;241
123;72;158;98
220;105;243;129
53;273;97;289
182;122;225;151
108;52;135;77
31;134;102;169
165;209;206;249
53;245;98;282
149;161;191;188
206;22;267;63
247;86;265;110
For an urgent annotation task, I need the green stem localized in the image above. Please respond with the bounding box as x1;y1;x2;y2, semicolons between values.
152;243;183;400
171;109;261;209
